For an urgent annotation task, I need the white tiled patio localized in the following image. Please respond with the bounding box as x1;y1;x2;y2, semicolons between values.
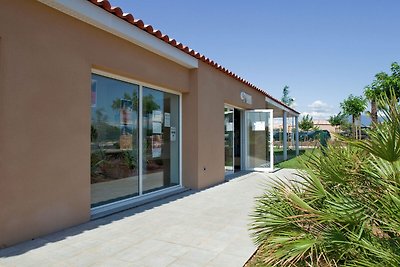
0;169;298;267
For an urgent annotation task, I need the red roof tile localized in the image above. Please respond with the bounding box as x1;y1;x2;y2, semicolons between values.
87;0;299;114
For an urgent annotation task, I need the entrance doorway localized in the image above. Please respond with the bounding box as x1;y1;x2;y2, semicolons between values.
224;106;242;175
244;109;274;172
225;107;274;175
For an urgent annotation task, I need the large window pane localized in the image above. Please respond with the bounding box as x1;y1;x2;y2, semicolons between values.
90;74;139;207
142;87;180;193
246;111;271;169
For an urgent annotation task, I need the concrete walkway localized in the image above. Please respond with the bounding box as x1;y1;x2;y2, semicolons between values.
0;169;299;267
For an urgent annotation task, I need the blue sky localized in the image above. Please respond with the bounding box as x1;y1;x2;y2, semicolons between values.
109;0;399;119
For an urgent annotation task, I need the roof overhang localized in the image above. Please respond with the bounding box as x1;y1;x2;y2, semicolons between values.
37;0;199;69
265;97;299;117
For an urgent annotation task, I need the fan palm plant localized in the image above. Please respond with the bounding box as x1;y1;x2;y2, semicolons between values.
250;93;400;266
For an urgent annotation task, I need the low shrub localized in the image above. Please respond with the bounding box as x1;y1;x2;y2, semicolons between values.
250;94;400;266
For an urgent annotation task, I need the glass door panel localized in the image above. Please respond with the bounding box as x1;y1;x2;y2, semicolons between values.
245;110;273;171
142;87;180;194
90;74;139;207
224;107;234;174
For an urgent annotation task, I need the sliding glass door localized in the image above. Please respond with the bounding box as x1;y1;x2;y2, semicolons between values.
90;73;180;208
90;74;139;207
142;87;180;193
245;110;273;171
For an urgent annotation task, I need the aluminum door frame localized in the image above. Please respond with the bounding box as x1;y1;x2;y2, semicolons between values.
244;109;274;172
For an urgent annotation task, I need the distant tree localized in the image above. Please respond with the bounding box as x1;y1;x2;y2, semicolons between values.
381;62;400;99
111;92;159;114
112;92;139;111
340;95;367;139
312;125;321;131
299;114;314;132
281;85;294;106
364;62;400;126
328;112;347;132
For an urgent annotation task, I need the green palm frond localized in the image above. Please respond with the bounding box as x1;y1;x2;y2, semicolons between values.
250;92;400;266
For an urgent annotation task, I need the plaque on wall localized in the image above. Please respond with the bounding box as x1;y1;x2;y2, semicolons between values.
240;91;252;104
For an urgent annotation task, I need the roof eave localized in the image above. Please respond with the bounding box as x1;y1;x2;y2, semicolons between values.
37;0;198;69
265;97;300;116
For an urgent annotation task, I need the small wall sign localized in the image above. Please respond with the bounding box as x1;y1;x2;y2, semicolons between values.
240;91;252;104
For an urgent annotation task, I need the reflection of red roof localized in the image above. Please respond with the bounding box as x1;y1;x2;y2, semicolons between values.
88;0;299;114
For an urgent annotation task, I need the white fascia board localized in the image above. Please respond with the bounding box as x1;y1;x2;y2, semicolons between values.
37;0;198;69
265;97;299;116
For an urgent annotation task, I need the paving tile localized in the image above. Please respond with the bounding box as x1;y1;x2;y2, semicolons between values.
64;251;107;267
207;253;247;267
90;257;138;267
0;170;299;267
115;239;169;262
176;248;219;265
196;238;229;253
89;240;135;257
62;238;102;250
134;254;177;267
168;260;203;267
157;243;191;258
220;241;257;258
0;250;50;267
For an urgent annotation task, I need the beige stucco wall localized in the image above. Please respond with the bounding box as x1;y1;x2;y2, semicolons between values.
0;0;276;247
196;62;267;188
0;0;191;247
182;69;200;189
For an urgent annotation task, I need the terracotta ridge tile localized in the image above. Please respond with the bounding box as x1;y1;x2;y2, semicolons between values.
169;39;177;46
153;30;162;38
144;25;153;33
134;19;144;28
86;0;299;114
123;13;135;23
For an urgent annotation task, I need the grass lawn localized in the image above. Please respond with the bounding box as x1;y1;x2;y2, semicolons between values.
275;148;318;169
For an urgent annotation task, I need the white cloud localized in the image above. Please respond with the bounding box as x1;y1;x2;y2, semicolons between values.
301;100;334;120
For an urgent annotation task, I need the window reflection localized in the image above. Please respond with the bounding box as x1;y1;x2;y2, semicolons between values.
90;74;139;207
90;75;181;207
142;87;180;193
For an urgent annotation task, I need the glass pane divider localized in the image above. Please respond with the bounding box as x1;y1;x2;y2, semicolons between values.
179;94;183;187
232;109;235;174
138;84;143;196
269;110;274;168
